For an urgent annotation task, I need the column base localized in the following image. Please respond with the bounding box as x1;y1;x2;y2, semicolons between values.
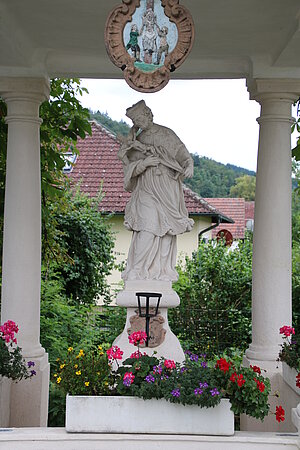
245;343;283;362
9;352;49;427
292;404;300;434
241;354;297;432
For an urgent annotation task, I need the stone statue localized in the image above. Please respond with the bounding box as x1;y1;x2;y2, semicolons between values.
118;100;194;282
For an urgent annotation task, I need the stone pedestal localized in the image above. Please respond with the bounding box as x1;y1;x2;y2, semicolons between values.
114;280;185;362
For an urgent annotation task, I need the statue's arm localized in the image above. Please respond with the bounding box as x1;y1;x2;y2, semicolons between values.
175;143;194;178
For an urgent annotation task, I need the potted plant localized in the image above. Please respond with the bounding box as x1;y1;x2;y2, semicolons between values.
278;325;300;394
0;320;36;427
54;330;285;435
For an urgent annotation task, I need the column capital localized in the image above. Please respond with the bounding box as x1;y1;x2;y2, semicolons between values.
0;77;50;103
247;78;300;102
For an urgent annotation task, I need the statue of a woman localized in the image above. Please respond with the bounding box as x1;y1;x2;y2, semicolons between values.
118;100;194;282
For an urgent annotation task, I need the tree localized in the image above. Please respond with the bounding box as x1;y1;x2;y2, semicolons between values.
185;155;256;198
89;110;130;136
229;175;256;200
49;188;115;305
169;236;253;354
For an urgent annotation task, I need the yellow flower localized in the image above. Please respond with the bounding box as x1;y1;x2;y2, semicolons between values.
53;373;57;378
60;364;65;369
85;381;90;387
77;349;84;358
74;364;78;369
98;345;103;351
68;347;73;352
99;352;104;356
76;370;81;376
97;372;100;375
57;377;62;384
104;382;109;386
56;358;60;362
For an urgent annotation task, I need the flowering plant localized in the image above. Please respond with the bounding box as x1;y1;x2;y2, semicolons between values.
278;325;300;387
54;330;285;423
0;320;36;381
53;345;114;395
115;349;283;421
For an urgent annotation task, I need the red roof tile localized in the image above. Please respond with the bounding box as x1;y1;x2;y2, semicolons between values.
204;198;245;239
69;121;232;223
245;201;255;220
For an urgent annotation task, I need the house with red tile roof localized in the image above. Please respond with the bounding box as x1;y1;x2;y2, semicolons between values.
69;121;233;288
204;198;246;240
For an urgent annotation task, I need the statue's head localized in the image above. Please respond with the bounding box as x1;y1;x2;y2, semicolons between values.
126;100;153;129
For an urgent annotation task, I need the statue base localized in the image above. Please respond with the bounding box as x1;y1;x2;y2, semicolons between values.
114;280;184;363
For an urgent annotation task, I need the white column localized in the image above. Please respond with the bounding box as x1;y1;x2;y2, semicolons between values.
0;77;50;427
245;79;300;365
240;79;300;433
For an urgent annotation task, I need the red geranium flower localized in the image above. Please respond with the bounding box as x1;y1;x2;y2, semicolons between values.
236;374;245;387
216;358;231;372
230;372;237;382
250;365;261;375
275;405;285;422
296;373;300;388
254;379;265;392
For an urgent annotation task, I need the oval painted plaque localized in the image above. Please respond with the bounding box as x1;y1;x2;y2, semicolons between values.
105;0;194;93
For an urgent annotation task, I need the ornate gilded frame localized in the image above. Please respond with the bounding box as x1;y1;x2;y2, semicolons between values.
104;0;194;93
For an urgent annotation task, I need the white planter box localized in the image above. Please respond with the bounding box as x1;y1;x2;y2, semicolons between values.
282;362;300;396
66;395;234;435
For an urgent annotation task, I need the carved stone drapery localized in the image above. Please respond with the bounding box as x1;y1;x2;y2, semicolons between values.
104;0;194;93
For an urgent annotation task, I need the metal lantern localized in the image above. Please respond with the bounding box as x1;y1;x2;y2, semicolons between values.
136;292;162;346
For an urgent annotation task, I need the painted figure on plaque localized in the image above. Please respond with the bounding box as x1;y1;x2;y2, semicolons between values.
126;24;141;61
156;26;169;65
118;100;194;282
140;8;158;63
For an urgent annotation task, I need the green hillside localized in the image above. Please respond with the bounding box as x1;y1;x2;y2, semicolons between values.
186;155;256;198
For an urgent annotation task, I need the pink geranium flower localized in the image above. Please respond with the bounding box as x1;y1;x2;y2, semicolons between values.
0;320;19;344
106;345;123;360
128;330;147;346
164;359;176;370
279;326;295;337
130;350;147;359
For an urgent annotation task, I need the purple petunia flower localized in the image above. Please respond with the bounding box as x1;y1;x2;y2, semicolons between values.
27;361;35;368
123;378;132;387
199;382;208;389
200;353;207;359
171;388;180;397
210;388;220;397
201;361;207;368
30;370;36;377
145;374;155;383
194;388;203;395
180;367;187;373
153;365;162;375
189;353;199;362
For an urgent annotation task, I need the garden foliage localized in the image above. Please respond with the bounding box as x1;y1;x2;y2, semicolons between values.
169;236;253;354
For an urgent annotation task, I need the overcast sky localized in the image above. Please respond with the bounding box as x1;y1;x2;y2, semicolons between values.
79;78;297;172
